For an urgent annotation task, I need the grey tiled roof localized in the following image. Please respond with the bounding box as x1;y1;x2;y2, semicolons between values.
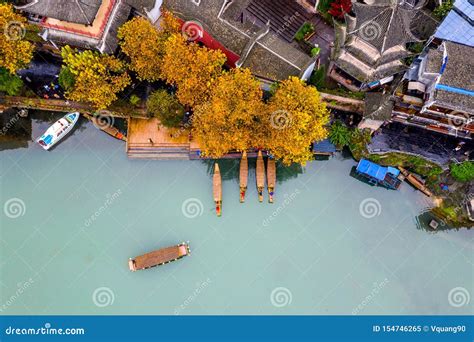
16;0;101;25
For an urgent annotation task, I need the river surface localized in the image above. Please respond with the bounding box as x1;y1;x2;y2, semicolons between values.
1;113;473;315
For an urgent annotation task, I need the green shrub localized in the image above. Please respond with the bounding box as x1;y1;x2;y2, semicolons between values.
311;47;321;57
295;22;314;41
58;67;75;91
308;66;326;89
328;120;351;148
433;0;454;20
147;89;185;128
450;161;474;182
0;68;23;95
129;94;140;107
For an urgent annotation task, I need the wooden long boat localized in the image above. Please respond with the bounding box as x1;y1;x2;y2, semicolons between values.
239;151;248;203
83;113;126;141
213;163;222;216
91;116;126;141
128;242;190;272
398;166;432;197
267;158;276;203
256;150;265;202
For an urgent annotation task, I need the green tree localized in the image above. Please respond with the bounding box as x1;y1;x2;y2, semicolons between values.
328;120;351;148
433;0;454;20
0;67;23;95
450;161;474;182
147;89;185;128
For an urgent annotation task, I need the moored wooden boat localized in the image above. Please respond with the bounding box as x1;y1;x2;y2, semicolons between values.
213;163;222;216
256;150;265;202
239;151;248;203
128;242;190;272
398;166;432;197
90;116;126;141
267;158;276;203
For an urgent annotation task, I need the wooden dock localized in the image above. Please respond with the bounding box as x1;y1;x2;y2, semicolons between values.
267;158;276;203
256;150;265;202
128;243;190;272
213;163;222;217
398;166;432;197
239;151;248;203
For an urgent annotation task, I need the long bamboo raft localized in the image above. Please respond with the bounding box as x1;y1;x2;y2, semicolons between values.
256;150;265;202
398;166;432;197
128;243;190;272
213;163;222;216
267;158;276;203
240;151;248;203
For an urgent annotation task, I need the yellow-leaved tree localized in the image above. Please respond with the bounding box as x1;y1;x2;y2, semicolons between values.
265;77;330;165
117;12;180;81
192;68;266;157
0;3;34;73
161;34;226;107
61;46;131;109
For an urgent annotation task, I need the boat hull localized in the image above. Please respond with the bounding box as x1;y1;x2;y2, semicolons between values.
37;112;80;150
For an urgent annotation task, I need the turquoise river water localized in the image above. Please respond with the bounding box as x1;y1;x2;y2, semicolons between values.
0;114;473;315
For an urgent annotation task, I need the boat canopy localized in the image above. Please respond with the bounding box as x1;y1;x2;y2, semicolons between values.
356;159;399;181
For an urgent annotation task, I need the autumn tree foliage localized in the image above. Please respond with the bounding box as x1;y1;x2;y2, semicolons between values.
161;34;227;107
264;77;330;165
60;46;131;109
117;13;180;81
328;0;352;19
192;68;266;157
0;3;34;73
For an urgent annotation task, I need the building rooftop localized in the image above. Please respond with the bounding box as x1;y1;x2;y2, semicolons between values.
434;0;474;47
333;0;426;84
164;0;315;81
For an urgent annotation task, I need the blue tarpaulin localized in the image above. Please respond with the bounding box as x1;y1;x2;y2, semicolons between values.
356;159;399;181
